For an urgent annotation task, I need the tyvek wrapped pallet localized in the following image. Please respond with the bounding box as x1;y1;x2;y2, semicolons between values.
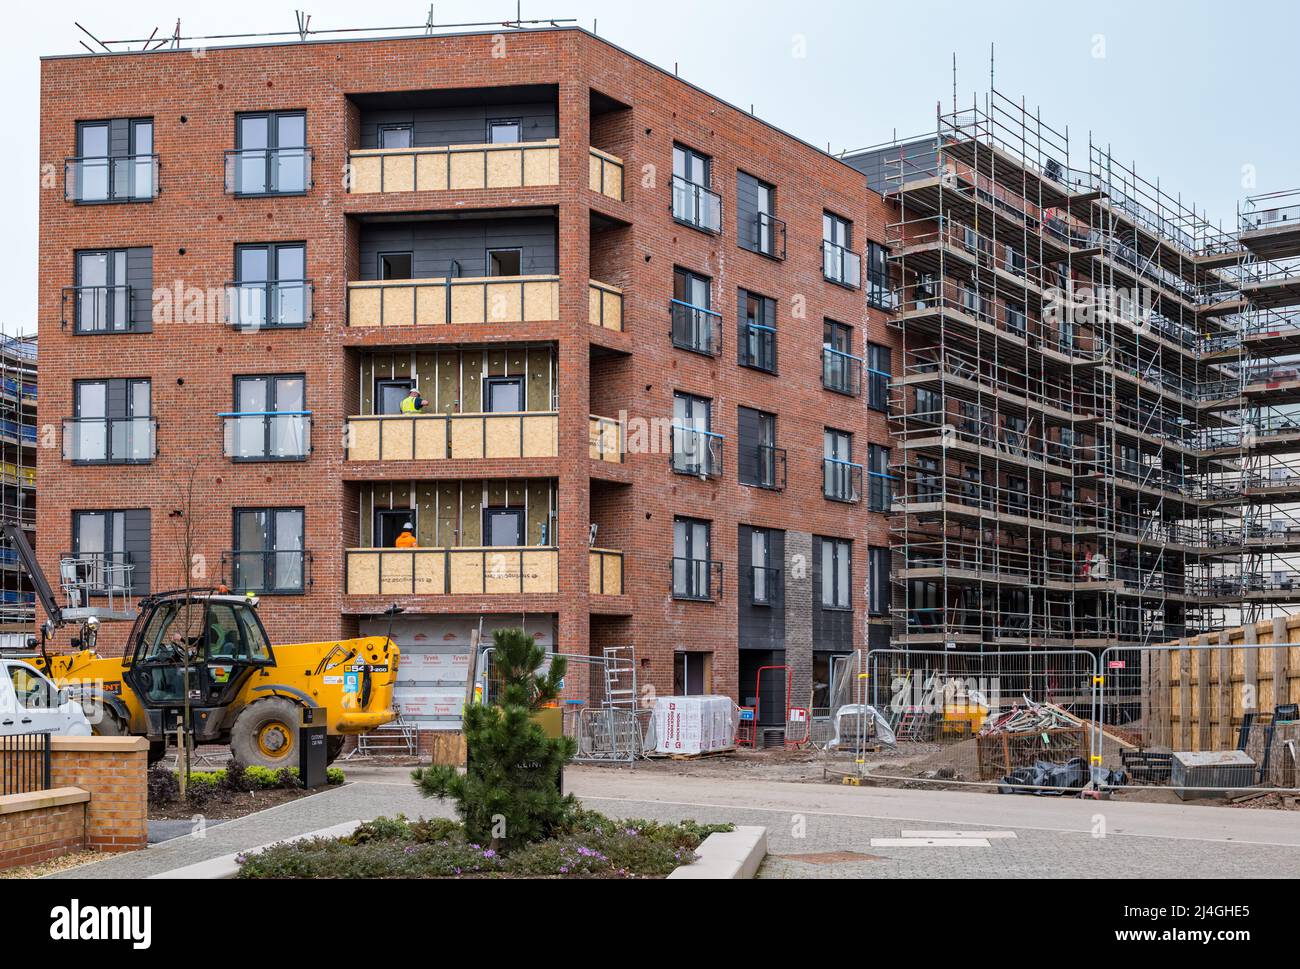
652;696;737;755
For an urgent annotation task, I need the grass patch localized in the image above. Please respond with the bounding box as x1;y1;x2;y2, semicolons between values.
236;810;734;879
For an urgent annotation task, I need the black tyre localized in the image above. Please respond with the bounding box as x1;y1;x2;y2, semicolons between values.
326;735;345;764
82;699;127;737
147;740;168;766
230;697;302;770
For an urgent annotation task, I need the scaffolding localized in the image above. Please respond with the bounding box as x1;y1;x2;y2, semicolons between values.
844;84;1300;660
0;333;36;637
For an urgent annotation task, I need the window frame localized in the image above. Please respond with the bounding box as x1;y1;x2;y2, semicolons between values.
231;506;307;595
819;537;853;611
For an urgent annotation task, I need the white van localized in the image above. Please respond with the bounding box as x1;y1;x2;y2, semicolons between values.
0;659;92;737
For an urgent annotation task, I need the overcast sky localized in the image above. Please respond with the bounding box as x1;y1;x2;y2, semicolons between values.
6;0;1297;334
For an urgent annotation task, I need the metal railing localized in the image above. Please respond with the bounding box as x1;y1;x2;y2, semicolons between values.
61;417;156;464
822;346;862;395
671;557;723;601
751;444;787;490
62;285;140;333
823;458;863;503
224;146;312;196
670;298;722;355
822;241;862;288
58;552;135;605
347;140;559;194
221;412;311;461
0;733;51;796
64;154;159;203
671;175;722;233
225;280;313;329
755;212;787;259
670;424;723;478
222;549;311;595
738;320;776;371
751;565;782;606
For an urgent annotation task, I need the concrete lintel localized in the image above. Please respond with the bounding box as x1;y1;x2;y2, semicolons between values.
0;786;90;815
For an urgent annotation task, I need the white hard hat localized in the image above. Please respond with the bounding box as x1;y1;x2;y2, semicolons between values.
403;522;414;530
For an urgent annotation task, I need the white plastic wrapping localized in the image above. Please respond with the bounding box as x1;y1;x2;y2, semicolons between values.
652;696;737;755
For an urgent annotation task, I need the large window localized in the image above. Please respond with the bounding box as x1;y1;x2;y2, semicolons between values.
737;172;784;259
868;444;893;512
750;527;781;606
226;374;309;461
869;546;891;616
823;212;860;287
230;111;308;196
867;343;891;412
819;537;852;611
231;508;306;594
231;243;309;329
824;428;862;503
738;289;777;373
867;241;894;309
739;407;783;490
68;119;156;203
822;320;861;396
671;267;720;356
71;509;149;595
672;392;721;478
67;379;153;464
672;144;721;233
672;517;716;601
72;248;151;333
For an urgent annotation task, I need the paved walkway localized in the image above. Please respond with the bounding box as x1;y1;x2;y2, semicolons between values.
51;766;1300;878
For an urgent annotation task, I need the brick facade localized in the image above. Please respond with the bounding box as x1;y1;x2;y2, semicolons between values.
38;28;897;718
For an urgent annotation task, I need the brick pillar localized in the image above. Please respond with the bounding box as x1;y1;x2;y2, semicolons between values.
785;531;814;716
48;736;148;853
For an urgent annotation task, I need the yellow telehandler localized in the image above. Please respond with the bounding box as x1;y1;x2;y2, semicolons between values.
3;525;400;767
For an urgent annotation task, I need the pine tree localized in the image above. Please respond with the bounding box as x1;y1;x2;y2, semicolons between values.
413;628;577;852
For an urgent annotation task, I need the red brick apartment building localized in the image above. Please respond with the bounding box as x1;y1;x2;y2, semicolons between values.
38;26;897;740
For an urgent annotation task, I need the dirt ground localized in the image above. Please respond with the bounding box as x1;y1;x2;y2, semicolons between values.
148;785;315;821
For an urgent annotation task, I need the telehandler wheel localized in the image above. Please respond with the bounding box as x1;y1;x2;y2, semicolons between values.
82;700;127;737
230;697;301;769
147;741;168;767
326;735;345;764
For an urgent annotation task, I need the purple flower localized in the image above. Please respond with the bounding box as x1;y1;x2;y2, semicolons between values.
482;849;497;859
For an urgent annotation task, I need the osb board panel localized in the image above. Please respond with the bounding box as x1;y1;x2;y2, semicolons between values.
448;553;484;594
449;419;485;460
349;287;380;327
520;415;557;457
379;154;415;193
380;553;416;595
427;731;467;768
381;286;415;327
414;420;446;460
347;552;379;596
524;147;558;185
484;417;522;457
449;151;487;190
349;421;380;462
379;419;415;461
351;155;382;194
486;150;523;187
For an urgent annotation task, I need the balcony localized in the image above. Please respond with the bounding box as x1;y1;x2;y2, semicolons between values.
589;415;624;463
347;275;559;328
754;212;787;260
225;281;314;330
347;412;558;463
822;347;862;396
224;147;312;196
671;425;724;479
589;148;625;201
745;444;786;491
670;299;722;356
671;176;722;234
222;412;312;462
347;139;559;195
345;546;559;596
751;565;782;605
823;458;863;503
822;242;862;288
671;558;723;602
62;417;156;465
62;285;146;335
222;549;311;595
589;548;625;595
589;280;624;331
64;154;158;204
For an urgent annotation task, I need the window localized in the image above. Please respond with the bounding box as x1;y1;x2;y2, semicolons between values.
822;320;861;396
72;509;149;595
671;267;720;356
672;144;722;233
487;119;522;144
487;248;522;277
377;379;414;415
869;547;891;616
672;392;721;478
378;251;413;280
378;124;412;149
738;289;777;373
1006;301;1027;336
819;538;852;610
231;111;308;195
739;407;783;490
737;172;784;258
232;508;305;594
867;241;894;309
914;387;942;422
231;243;308;329
868;444;893;512
67;379;153;464
824;428;861;503
73;248;151;333
69;119;155;203
672;517;716;600
673;652;711;695
823;212;860;287
6;664;57;711
227;375;309;461
867;343;891;411
916;455;941;502
750;527;781;606
376;509;415;549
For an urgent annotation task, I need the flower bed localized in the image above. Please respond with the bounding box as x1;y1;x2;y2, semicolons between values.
148;761;345;821
236;811;734;879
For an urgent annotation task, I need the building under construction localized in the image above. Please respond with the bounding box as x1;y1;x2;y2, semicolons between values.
846;88;1300;666
0;334;36;640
